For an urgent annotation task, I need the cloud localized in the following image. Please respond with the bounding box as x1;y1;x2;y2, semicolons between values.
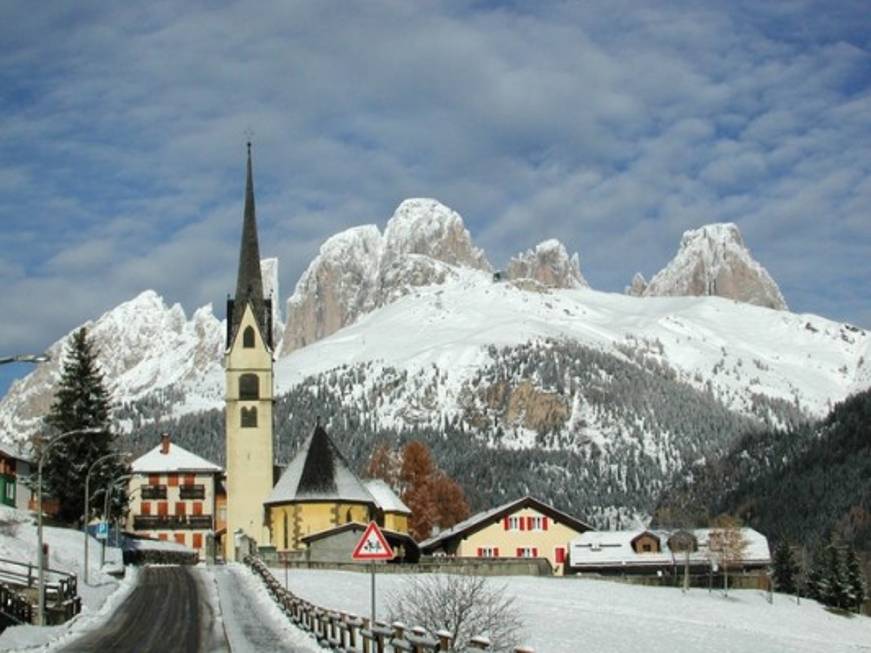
0;0;869;393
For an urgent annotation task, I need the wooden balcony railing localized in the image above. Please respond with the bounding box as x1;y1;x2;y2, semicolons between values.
179;484;205;500
133;515;213;531
141;485;167;500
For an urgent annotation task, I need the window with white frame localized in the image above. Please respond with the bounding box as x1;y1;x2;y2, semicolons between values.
508;516;522;530
516;546;538;558
5;483;14;500
529;516;544;531
478;546;499;557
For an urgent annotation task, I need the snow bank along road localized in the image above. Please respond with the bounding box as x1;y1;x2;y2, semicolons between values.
57;565;318;653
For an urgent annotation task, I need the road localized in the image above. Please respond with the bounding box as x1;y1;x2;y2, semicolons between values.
59;566;227;653
58;565;317;653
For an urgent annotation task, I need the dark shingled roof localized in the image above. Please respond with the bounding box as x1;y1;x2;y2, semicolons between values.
265;424;375;505
228;143;270;349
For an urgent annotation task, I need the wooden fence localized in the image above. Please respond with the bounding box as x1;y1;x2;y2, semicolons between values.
244;555;535;652
0;556;81;625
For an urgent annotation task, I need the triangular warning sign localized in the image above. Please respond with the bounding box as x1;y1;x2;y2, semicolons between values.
352;521;395;560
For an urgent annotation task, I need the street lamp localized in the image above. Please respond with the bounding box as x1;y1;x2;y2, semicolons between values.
0;353;50;365
101;474;132;567
84;452;130;585
36;427;101;626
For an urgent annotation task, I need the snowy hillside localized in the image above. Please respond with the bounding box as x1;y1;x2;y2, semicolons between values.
267;567;871;653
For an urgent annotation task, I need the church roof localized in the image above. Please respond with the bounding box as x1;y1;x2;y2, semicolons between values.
265;424;375;505
228;143;270;349
364;479;411;514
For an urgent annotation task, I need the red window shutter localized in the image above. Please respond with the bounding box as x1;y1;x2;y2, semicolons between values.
527;516;534;530
168;474;179;487
477;547;483;557
556;547;566;564
141;502;151;515
158;533;167;541
533;547;538;557
158;502;168;516
519;517;525;531
176;502;186;516
174;533;185;545
192;533;203;549
494;547;500;557
184;474;195;487
193;502;203;516
503;516;509;530
148;474;159;486
516;547;523;557
543;517;549;531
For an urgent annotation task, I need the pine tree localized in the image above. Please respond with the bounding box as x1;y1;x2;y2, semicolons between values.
823;545;849;609
771;540;799;595
844;548;867;613
805;546;827;602
38;328;128;524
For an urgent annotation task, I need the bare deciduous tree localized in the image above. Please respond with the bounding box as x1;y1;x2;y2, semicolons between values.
708;514;748;597
387;574;524;652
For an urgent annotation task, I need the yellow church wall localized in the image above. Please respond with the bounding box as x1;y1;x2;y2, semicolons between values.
225;304;274;558
456;507;583;575
384;512;409;533
269;502;372;551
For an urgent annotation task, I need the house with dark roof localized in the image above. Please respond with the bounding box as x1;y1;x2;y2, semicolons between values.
419;495;593;575
264;423;410;551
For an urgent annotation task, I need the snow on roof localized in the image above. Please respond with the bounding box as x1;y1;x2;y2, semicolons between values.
265;425;375;505
364;479;410;514
131;441;222;474
0;440;32;463
570;528;771;567
421;495;592;550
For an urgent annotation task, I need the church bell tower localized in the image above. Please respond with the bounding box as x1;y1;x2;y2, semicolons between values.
225;142;274;558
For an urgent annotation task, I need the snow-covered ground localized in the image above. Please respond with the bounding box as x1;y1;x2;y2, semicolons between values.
266;567;871;653
0;505;130;651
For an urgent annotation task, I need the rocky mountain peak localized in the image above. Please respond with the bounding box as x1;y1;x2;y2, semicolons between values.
626;272;648;297
641;223;788;310
280;199;490;355
507;239;589;289
382;198;491;271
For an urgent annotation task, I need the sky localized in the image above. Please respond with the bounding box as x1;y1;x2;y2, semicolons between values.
1;1;869;397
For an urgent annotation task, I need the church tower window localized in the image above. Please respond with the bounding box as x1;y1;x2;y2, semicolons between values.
241;406;258;428
243;326;255;348
239;374;259;400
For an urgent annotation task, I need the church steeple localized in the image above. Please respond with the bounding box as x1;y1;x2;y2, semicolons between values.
228;142;271;348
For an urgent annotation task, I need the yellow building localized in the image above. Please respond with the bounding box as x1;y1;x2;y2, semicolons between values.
264;423;409;551
224;143;276;559
419;495;593;575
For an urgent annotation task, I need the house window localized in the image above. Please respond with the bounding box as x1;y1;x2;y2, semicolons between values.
174;533;186;545
176;502;186;516
5;483;14;500
184;474;195;486
193;502;203;516
642;544;652;552
241;407;258;428
516;547;538;558
167;474;179;487
148;474;160;486
157;502;168;516
506;516;523;530
283;513;289;550
158;533;168;541
528;516;545;531
243;326;255;348
141;502;151;515
555;547;566;564
239;374;259;400
192;533;203;549
476;546;499;557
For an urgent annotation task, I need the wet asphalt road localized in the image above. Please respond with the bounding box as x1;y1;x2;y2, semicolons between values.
59;566;228;653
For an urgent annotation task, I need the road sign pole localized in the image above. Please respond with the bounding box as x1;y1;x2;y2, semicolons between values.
371;561;376;625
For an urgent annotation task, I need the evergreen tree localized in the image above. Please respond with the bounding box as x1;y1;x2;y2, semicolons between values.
771;540;799;595
38;328;128;524
823;545;849;609
805;546;827;602
844;548;867;613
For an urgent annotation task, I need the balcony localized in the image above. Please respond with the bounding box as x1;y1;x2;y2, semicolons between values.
179;484;205;500
141;485;167;500
133;515;213;531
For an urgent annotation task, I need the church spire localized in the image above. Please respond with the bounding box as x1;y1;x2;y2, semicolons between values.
228;142;270;348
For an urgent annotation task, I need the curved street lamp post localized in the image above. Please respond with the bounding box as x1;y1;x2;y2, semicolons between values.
36;427;101;626
84;453;130;585
101;474;132;567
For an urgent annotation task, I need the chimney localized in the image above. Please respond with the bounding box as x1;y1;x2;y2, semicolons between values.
160;433;171;455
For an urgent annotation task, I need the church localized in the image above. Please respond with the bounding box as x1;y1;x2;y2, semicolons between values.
223;145;409;560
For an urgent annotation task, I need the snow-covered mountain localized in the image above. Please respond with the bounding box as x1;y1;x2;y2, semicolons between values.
632;223;788;310
2;198;868;523
506;239;588;289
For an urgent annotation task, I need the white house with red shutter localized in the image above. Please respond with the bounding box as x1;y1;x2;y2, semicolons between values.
127;434;223;559
419;495;593;575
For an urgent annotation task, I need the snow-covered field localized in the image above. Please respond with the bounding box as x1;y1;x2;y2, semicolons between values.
266;567;871;653
0;506;130;652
